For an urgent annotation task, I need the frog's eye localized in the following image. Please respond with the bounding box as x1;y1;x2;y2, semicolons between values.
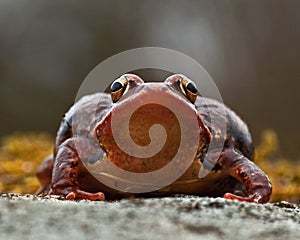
179;77;198;103
110;77;128;103
110;74;144;103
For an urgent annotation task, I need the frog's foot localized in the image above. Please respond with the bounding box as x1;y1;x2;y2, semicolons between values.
50;138;106;201
219;148;272;204
66;189;105;201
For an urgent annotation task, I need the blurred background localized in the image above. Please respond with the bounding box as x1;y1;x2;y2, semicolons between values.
0;0;299;159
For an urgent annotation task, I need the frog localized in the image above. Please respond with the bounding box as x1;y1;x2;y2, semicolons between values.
36;73;272;203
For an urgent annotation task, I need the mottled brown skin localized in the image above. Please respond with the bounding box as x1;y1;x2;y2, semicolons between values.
36;74;272;203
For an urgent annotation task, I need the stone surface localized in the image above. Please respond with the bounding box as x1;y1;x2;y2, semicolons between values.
0;193;299;240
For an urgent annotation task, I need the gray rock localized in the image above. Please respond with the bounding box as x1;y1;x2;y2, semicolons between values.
0;193;299;240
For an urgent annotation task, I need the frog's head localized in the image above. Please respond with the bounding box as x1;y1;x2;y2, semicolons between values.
94;74;211;174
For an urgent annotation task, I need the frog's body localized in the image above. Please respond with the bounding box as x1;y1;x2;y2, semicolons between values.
37;74;272;203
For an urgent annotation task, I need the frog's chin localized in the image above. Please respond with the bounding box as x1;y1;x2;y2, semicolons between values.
92;170;226;198
93;172;165;193
92;171;201;194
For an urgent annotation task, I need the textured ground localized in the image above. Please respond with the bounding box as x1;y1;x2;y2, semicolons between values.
0;193;299;240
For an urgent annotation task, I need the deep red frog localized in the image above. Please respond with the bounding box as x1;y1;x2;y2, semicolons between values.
36;74;272;203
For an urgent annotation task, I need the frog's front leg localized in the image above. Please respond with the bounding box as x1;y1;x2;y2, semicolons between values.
36;154;54;195
218;148;272;203
50;138;105;201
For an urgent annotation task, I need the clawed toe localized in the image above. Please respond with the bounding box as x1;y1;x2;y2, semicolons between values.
66;190;105;201
223;192;260;203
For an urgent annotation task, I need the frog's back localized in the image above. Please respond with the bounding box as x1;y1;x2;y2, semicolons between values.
55;93;112;152
195;97;254;160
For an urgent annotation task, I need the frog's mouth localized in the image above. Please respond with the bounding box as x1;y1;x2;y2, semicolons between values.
86;160;203;193
92;83;211;193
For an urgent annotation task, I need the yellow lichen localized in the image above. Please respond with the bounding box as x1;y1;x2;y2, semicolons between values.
0;132;53;194
255;129;300;203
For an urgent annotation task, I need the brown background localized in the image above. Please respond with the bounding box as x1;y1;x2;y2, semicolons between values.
0;0;299;159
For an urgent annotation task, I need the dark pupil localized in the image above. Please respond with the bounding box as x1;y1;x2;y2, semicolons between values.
186;82;198;94
111;81;123;92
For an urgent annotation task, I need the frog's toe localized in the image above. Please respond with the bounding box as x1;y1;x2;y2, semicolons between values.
35;184;51;195
223;192;261;203
66;189;105;201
